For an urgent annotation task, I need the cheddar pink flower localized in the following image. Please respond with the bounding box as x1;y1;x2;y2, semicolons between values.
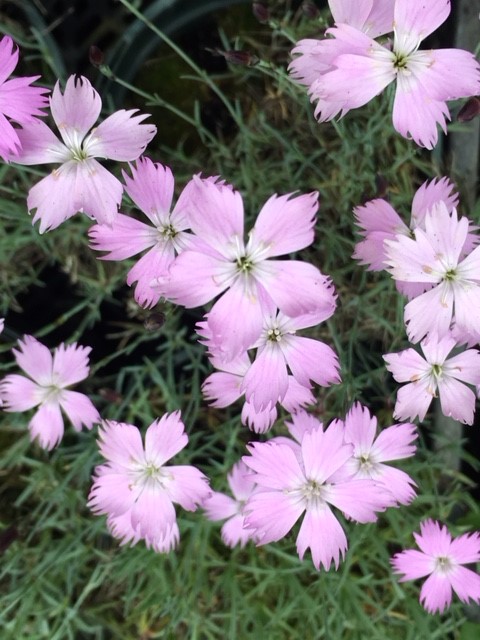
204;461;258;548
14;75;156;232
158;176;334;359
242;421;388;570
0;35;49;161
294;0;480;148
385;206;480;344
391;520;480;614
341;403;417;506
384;333;480;425
88;412;210;552
0;335;99;450
89;158;193;308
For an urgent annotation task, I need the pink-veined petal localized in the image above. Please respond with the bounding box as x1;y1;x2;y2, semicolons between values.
282;335;340;388
166;465;211;510
394;0;450;51
50;76;102;145
84;109;156;161
404;284;454;343
448;566;480;606
243;441;305;491
242;343;289;412
438;375;477;425
52;342;91;386
14;119;69;165
13;335;53;385
59;390;99;432
391;549;434;581
296;503;348;571
89;214;158;260
29;401;64;450
144;412;188;467
419;572;453;614
0;374;42;411
122;157;174;223
244;490;305;544
393;379;434;422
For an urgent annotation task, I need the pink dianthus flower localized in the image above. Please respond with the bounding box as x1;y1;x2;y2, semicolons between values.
0;35;49;161
89;157;193;308
14;75;156;232
88;412;211;552
204;461;258;548
0;335;99;449
391;520;480;614
384;332;480;425
242;420;389;570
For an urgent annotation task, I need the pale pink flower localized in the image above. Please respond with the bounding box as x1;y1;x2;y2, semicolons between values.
383;333;480;425
88;412;210;552
296;0;480;148
0;35;49;161
354;177;459;272
384;205;480;344
157;176;335;359
199;321;316;433
391;520;480;614
14;75;156;232
341;403;417;505
204;461;258;548
0;335;99;450
289;1;395;120
89;157;193;308
242;421;388;570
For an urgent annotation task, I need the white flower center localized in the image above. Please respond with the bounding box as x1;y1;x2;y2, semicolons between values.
434;555;454;574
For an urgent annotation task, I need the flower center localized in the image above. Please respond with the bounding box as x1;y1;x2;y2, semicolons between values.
431;363;443;378
159;223;177;240
266;327;282;343
300;479;327;507
393;52;409;71
131;461;172;492
236;255;254;273
443;268;457;282
435;556;453;574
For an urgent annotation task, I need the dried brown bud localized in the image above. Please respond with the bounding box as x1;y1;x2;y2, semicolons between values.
89;45;104;68
144;312;166;331
252;2;269;22
302;1;320;18
457;97;480;122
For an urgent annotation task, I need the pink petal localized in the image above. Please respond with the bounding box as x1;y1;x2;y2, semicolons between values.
393;379;434;422
28;159;124;232
127;244;175;308
376;464;417;505
404;284;454;343
166;465;211;510
204;492;237;521
206;282;264;360
343;402;377;452
52;342;91;386
202;371;243;408
13;335;53;385
301;422;352;483
0;374;41;411
221;513;256;548
183;176;244;253
0;112;22;160
383;347;430;383
449;531;480;564
122;157;174;223
85;109;156;161
296;504;347;571
415;519;452;556
448;566;480;606
106;511;141;547
250;191;318;257
97;420;145;467
244;490;305;544
282;335;340;388
419;572;452;614
371;422;417;461
0;36;18;84
242;343;289;412
50;76;101;147
391;549;434;581
241;402;277;434
29;401;64;450
452;284;480;344
0;76;49;123
88;469;135;516
160;250;229;307
326;478;387;522
411;177;459;227
130;488;177;540
144;412;187;466
59;390;99;432
394;0;450;48
228;460;257;500
243;441;305;490
438;376;477;425
89;214;157;260
444;349;480;386
15;119;69;165
281;377;316;413
260;260;337;318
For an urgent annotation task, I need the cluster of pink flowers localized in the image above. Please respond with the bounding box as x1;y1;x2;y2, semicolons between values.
206;404;417;569
1;1;480;617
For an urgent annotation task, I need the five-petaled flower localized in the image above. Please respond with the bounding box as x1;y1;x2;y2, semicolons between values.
0;335;100;450
88;412;211;552
14;75;156;232
391;520;480;614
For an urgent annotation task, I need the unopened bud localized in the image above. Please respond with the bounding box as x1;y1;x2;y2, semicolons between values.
457;97;480;122
89;45;105;68
144;312;166;331
252;2;269;22
217;49;259;66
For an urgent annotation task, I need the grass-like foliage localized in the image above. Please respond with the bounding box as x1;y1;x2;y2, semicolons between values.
0;1;479;638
